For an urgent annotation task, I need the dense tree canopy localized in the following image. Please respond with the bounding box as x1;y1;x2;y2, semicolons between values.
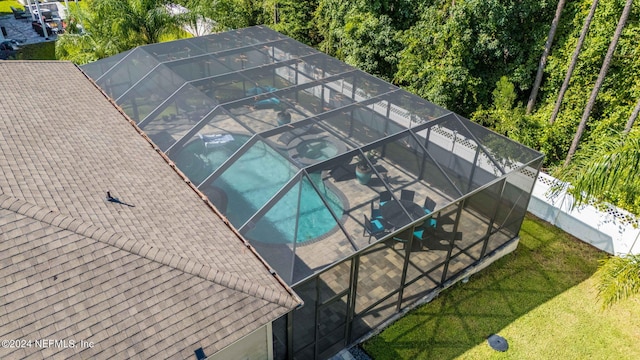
269;0;319;45
396;0;555;115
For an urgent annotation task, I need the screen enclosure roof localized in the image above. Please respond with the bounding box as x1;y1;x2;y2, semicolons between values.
83;26;543;284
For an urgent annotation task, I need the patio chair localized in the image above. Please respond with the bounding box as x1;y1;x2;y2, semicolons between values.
370;200;383;221
363;215;386;243
423;197;437;214
401;189;415;202
414;226;456;251
391;236;409;250
412;227;426;243
11;6;30;20
412;225;436;247
379;190;392;206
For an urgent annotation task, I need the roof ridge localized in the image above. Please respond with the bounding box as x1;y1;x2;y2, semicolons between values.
0;193;301;309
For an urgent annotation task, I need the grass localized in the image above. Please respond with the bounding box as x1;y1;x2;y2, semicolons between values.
0;0;24;14
363;214;640;359
17;41;56;60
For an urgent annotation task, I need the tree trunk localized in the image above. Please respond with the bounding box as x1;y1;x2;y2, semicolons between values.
564;0;633;166
549;0;599;125
526;0;566;115
624;96;640;134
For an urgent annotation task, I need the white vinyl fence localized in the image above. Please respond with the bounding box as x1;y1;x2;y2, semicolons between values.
528;172;640;255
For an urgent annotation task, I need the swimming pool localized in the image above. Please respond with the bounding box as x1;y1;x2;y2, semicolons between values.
215;142;345;244
173;134;251;185
177;137;345;244
241;171;345;245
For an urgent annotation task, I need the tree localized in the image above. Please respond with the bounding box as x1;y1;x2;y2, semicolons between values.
549;0;599;125
175;0;216;36
340;13;402;81
179;0;265;32
553;127;640;308
55;31;123;64
555;128;640;211
624;96;640;134
564;0;634;166
91;0;185;46
396;0;555;115
314;0;360;58
55;4;124;63
526;0;566;115
57;0;196;62
268;0;319;45
473;76;541;148
596;254;640;308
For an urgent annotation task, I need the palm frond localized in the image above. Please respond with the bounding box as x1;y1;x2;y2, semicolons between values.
554;128;640;208
596;254;640;308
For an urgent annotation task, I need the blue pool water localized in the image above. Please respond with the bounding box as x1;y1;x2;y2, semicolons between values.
176;137;345;244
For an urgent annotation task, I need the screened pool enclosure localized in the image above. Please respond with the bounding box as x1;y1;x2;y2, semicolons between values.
83;26;543;360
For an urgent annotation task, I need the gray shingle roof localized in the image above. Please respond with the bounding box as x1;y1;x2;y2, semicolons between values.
0;61;300;359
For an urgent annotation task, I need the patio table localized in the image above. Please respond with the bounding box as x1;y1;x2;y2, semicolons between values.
380;199;424;229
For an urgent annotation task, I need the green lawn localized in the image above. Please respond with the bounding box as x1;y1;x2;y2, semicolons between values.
17;41;56;60
0;0;24;14
363;214;640;359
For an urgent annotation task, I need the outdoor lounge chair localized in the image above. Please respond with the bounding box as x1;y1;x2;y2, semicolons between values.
253;97;280;109
245;85;277;96
198;133;234;149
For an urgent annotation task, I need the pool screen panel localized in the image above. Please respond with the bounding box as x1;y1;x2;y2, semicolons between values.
91;48;161;101
117;65;189;123
139;84;218;131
